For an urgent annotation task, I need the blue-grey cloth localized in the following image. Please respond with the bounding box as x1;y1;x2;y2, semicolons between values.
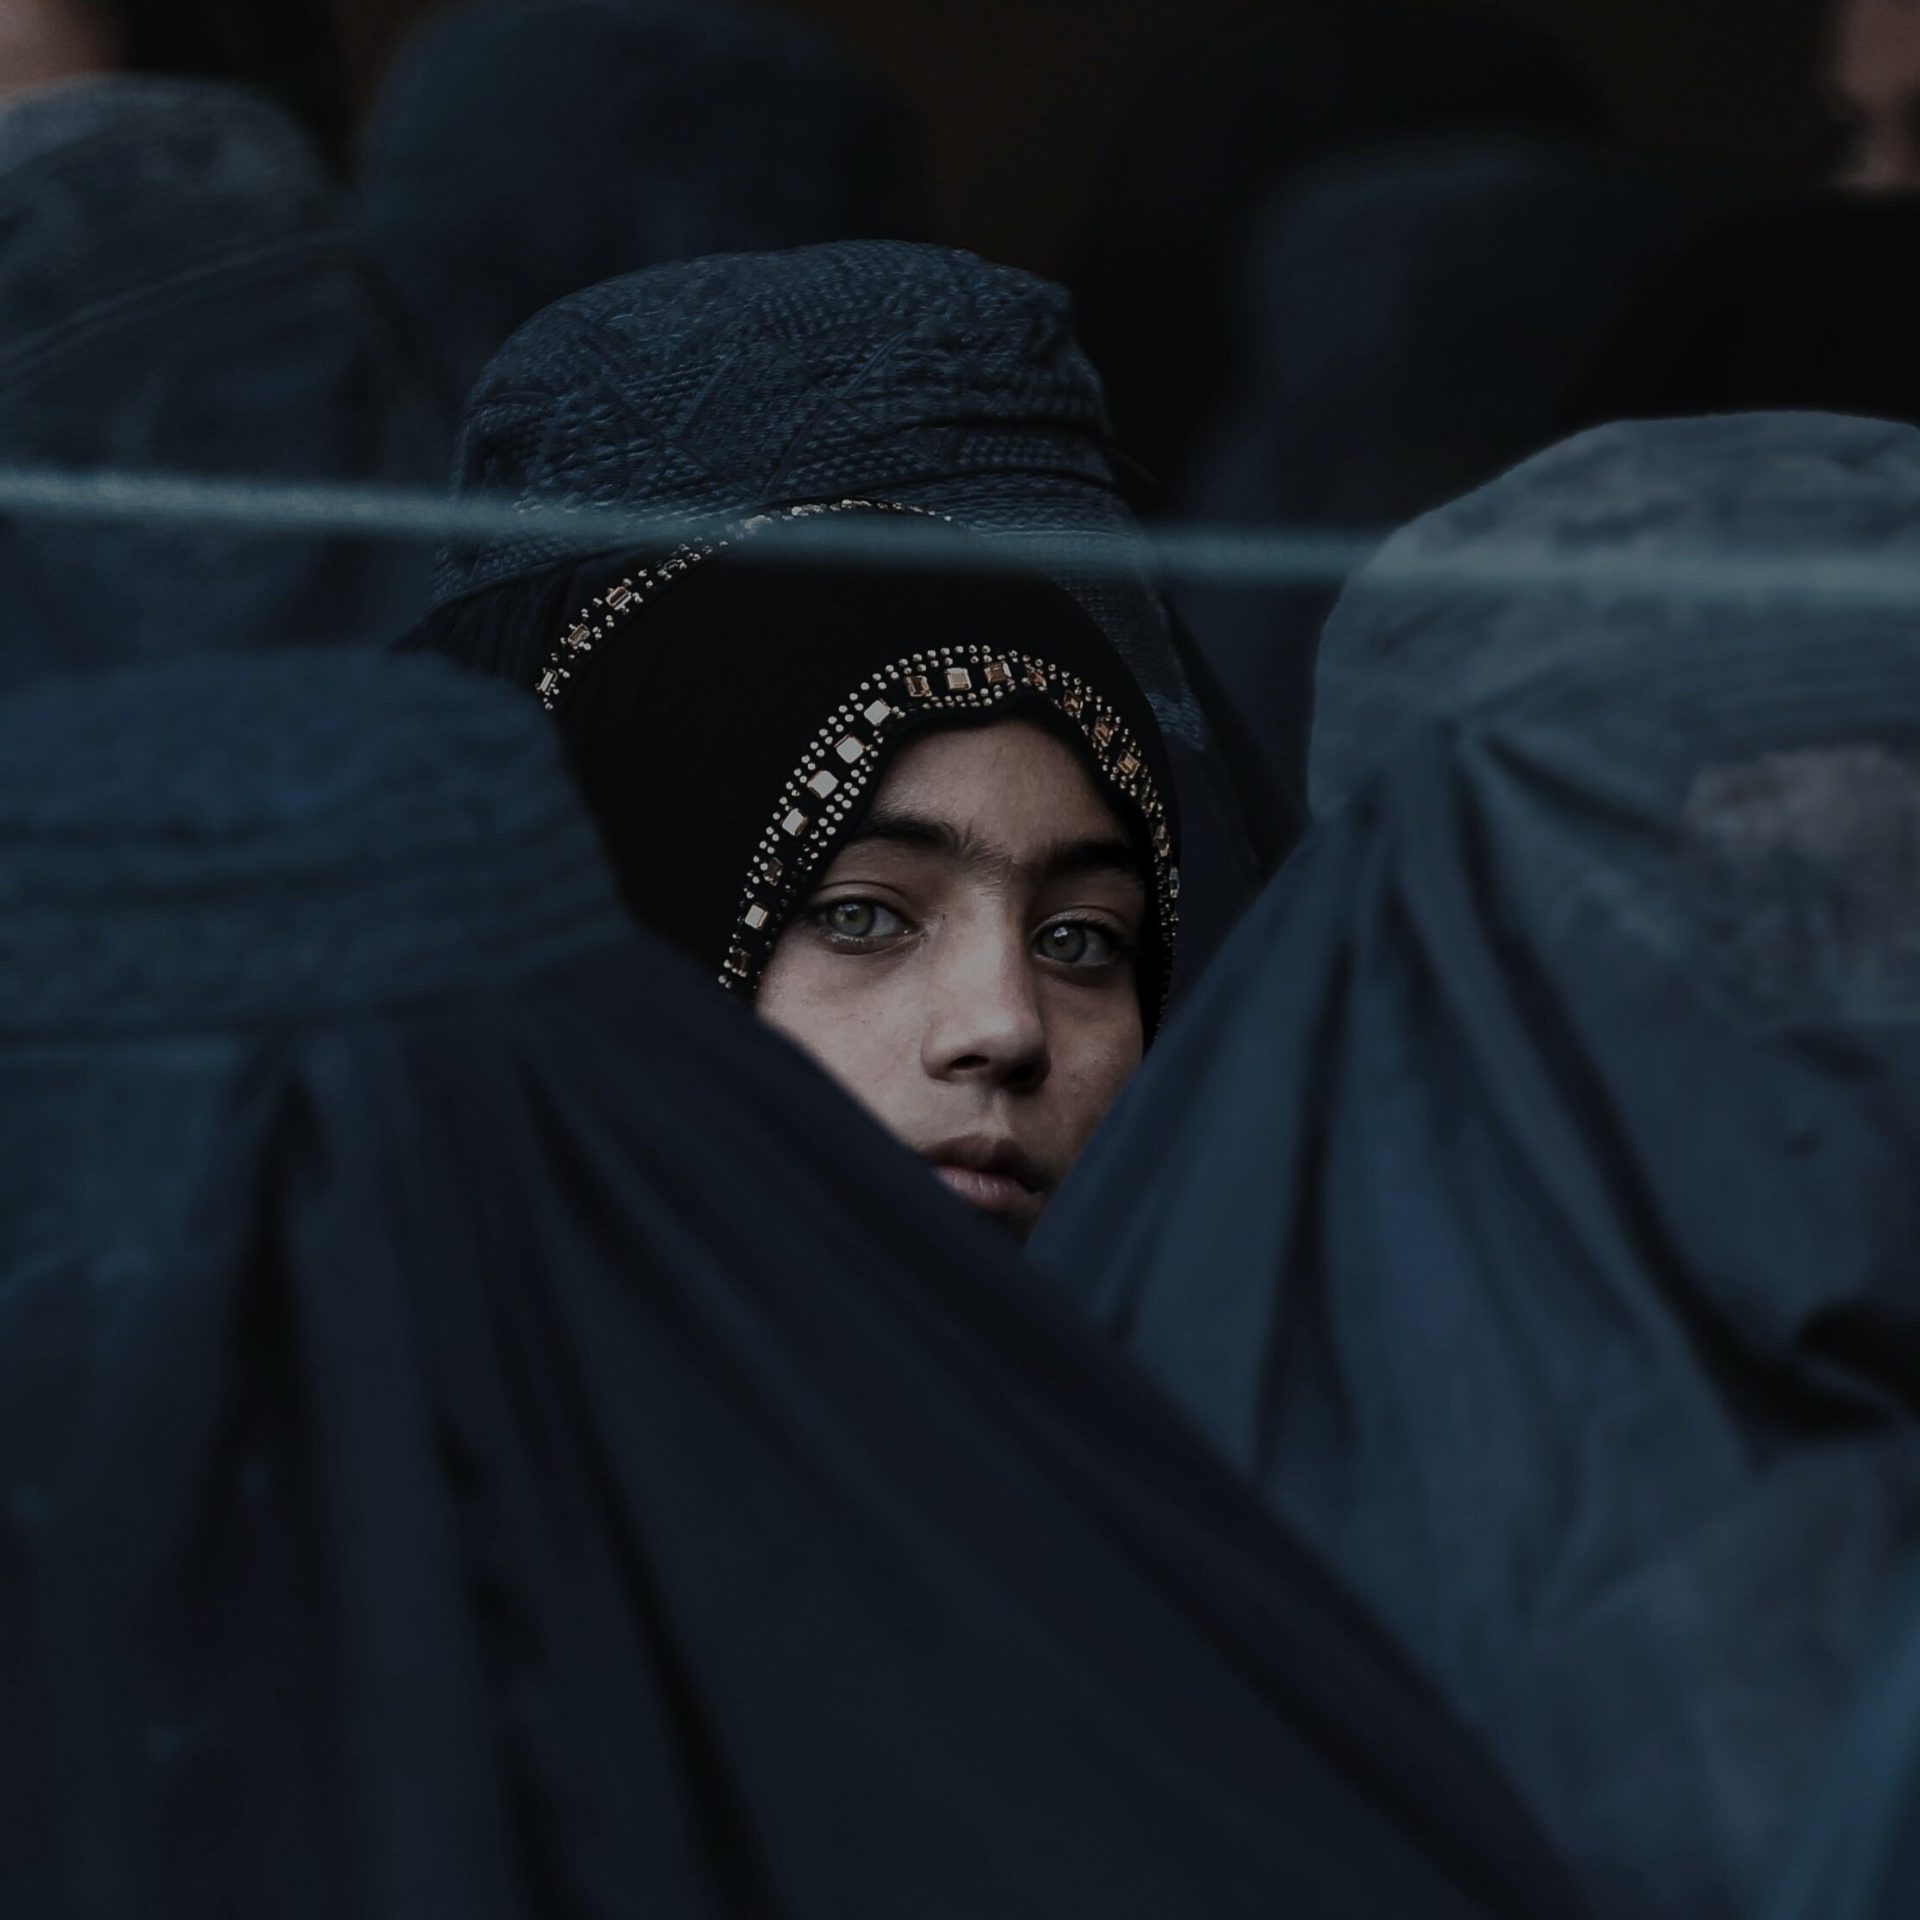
1765;1558;1920;1920
0;78;443;697
1036;414;1920;1920
0;648;1581;1919
427;240;1293;981
357;0;926;413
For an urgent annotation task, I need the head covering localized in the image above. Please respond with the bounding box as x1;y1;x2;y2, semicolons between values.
408;507;1181;1017
0;78;442;697
357;0;926;410
1036;414;1920;1920
424;240;1292;980
1074;2;1586;493
0;646;1581;1919
1567;196;1920;437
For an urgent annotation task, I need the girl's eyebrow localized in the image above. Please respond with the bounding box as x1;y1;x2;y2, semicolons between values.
842;809;1144;888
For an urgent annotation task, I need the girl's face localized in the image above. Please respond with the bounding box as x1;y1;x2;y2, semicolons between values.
756;719;1148;1240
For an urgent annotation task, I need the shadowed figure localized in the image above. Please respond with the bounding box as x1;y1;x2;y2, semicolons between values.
1038;414;1920;1920
0;77;442;695
356;0;927;414
1073;1;1586;498
1566;195;1920;437
1172;128;1767;810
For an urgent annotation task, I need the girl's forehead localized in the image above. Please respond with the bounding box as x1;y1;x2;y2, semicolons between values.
867;722;1129;834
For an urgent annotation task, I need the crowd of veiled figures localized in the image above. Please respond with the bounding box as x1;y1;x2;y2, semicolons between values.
4;4;1920;1918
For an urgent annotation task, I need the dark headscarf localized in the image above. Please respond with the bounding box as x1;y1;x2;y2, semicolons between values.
421;242;1293;980
0;646;1581;1919
0;78;442;696
357;0;927;412
408;508;1181;1019
1036;415;1920;1920
1074;2;1587;493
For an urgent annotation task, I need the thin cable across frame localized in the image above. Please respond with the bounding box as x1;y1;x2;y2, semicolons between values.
9;461;1920;610
0;460;1381;591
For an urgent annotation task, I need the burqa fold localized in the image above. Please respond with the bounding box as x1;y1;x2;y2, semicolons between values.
424;241;1293;981
0;649;1581;1917
1762;1556;1920;1920
357;0;926;413
1036;414;1920;1920
0;78;442;696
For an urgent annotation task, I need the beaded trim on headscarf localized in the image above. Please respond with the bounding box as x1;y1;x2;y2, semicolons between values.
532;499;1180;1002
533;499;930;711
723;641;1179;1002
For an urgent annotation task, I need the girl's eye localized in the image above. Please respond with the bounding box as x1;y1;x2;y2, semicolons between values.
813;899;907;943
1034;919;1123;967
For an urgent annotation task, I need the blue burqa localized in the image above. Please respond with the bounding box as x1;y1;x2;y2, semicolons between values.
1037;414;1920;1920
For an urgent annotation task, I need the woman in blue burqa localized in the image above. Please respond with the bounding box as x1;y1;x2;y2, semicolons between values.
0;642;1581;1918
1034;412;1920;1920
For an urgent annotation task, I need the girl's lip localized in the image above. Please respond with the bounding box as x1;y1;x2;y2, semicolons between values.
931;1163;1041;1217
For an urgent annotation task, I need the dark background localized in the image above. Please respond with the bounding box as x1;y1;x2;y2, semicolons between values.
328;0;1831;272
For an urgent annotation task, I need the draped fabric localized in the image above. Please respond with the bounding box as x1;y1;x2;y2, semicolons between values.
0;647;1582;1920
356;0;926;414
1035;414;1920;1920
0;78;442;696
1764;1559;1920;1920
403;515;1183;1019
423;240;1295;984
